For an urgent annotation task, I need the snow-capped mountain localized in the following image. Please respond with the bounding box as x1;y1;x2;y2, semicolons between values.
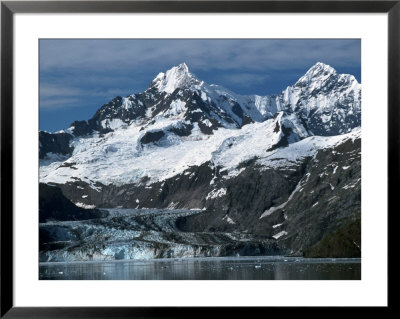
277;62;361;135
66;62;278;138
56;62;360;141
39;62;362;261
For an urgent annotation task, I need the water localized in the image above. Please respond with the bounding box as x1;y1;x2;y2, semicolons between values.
39;256;361;280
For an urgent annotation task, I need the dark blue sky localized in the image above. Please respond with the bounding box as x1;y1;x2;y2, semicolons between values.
40;39;361;132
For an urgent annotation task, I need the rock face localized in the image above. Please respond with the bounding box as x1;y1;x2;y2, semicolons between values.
39;131;73;159
304;218;361;258
39;183;108;223
39;62;361;260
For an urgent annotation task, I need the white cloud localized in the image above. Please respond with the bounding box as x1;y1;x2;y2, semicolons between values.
40;97;82;109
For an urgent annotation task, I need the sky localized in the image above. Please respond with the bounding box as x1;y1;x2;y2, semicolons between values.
40;39;361;132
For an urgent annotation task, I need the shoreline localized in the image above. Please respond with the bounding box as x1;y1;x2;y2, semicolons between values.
39;255;361;266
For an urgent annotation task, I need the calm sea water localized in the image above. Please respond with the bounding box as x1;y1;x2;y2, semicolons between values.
39;256;361;280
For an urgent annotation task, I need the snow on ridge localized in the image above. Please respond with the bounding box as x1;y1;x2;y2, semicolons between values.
201;83;278;124
101;118;126;130
165;100;187;117
257;127;360;170
206;188;227;200
210;117;282;170
40;112;360;188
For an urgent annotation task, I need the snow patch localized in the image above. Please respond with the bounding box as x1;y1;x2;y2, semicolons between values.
273;231;288;239
206;188;227;200
165;100;186;117
101;118;126;130
75;202;96;209
260;178;303;219
223;215;235;224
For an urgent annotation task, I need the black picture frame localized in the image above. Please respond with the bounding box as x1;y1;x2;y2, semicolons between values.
1;0;396;317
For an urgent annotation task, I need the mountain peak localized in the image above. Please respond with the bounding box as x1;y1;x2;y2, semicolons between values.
148;62;200;94
175;62;189;72
294;62;337;87
305;62;336;77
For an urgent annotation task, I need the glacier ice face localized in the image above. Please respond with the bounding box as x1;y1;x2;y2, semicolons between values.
39;208;284;262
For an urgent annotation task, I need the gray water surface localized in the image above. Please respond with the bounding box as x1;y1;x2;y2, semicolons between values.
39;256;361;280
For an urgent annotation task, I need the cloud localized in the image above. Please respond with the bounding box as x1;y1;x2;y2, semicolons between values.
40;97;82;110
40;86;86;98
40;84;131;110
40;39;360;74
39;39;360;110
